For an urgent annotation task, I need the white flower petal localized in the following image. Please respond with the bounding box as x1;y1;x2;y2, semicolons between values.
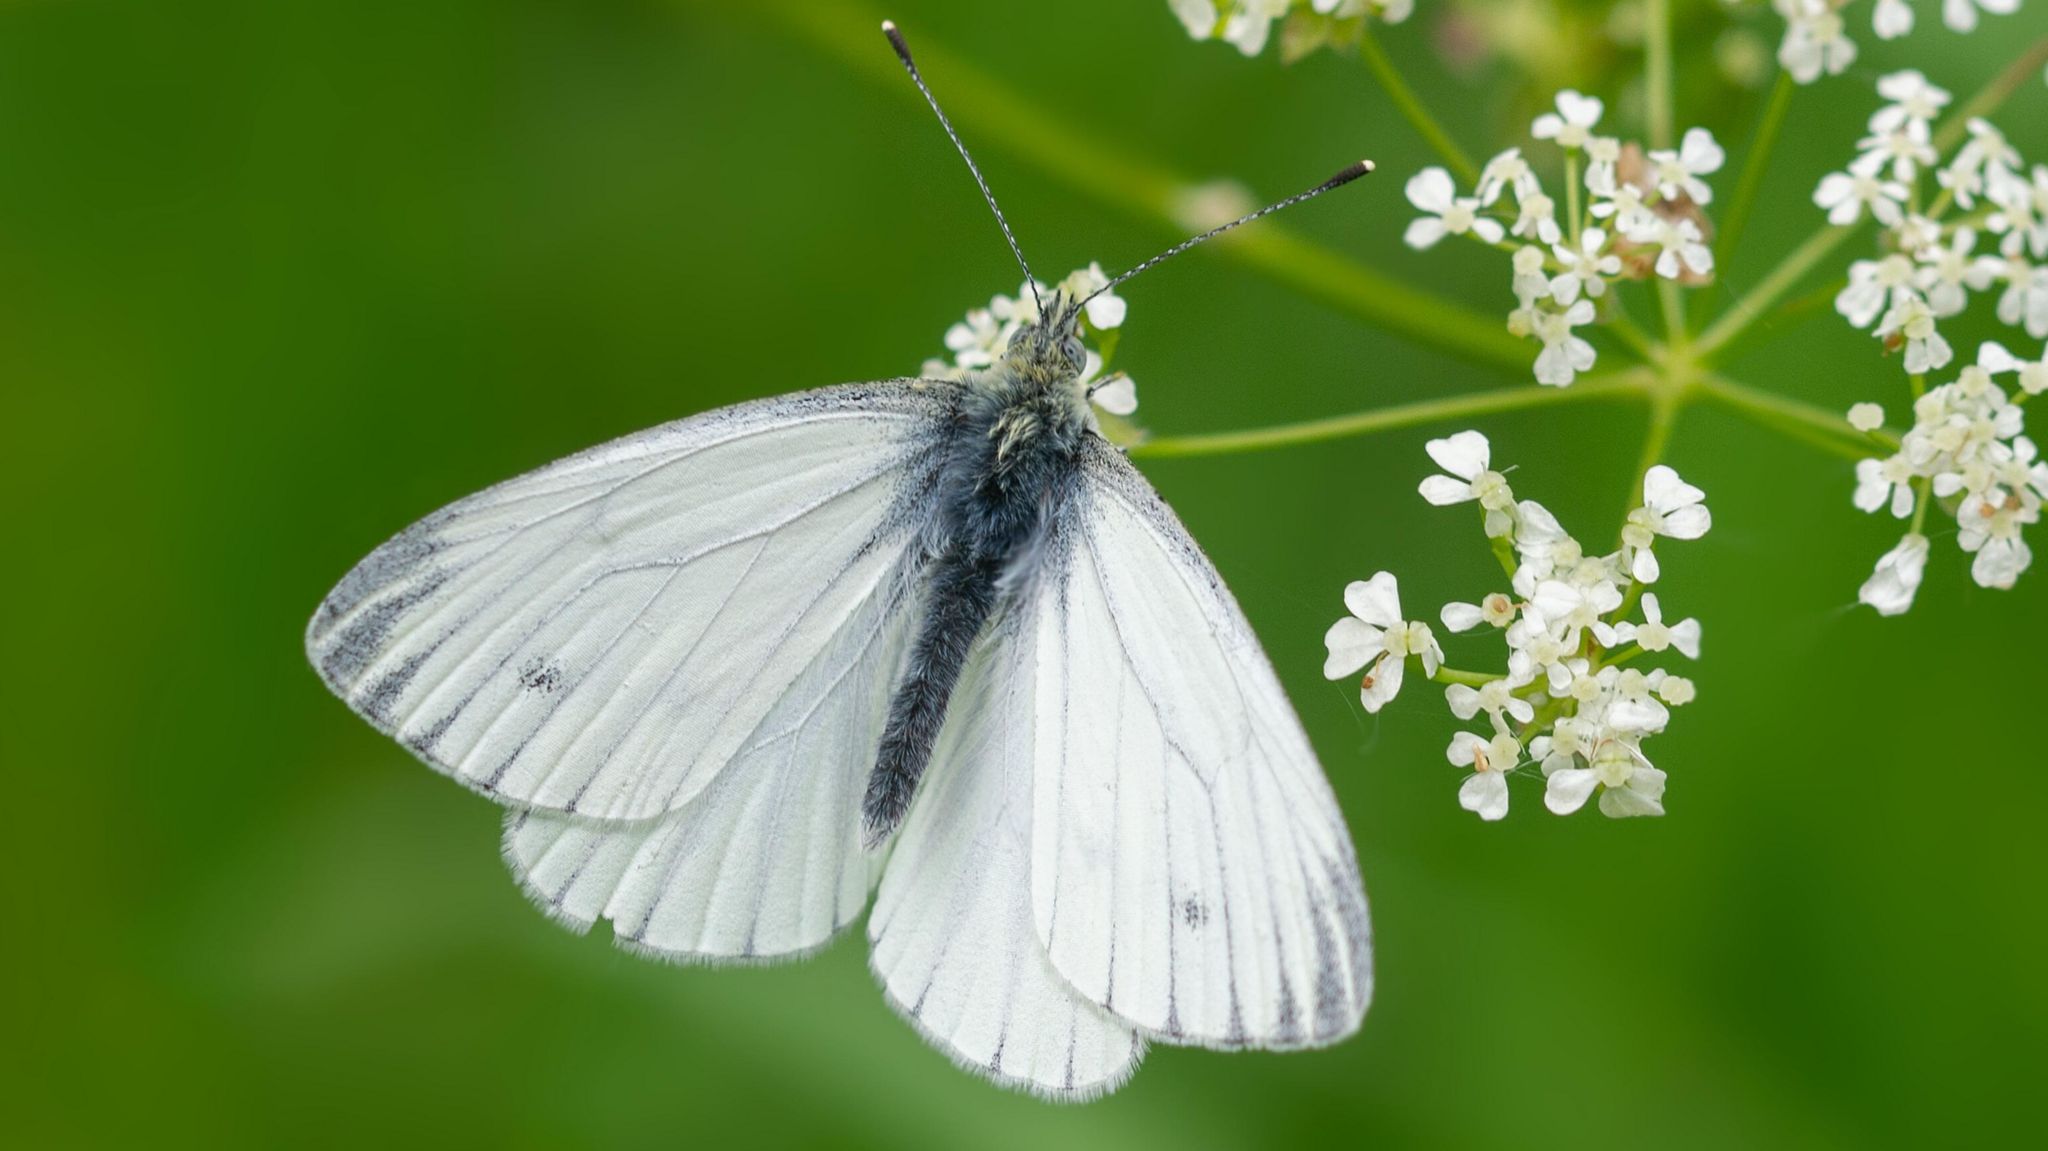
1344;571;1405;628
1406;167;1456;213
1440;601;1486;632
1089;374;1138;416
1643;465;1705;512
1632;546;1661;584
1445;683;1482;720
1544;767;1599;815
1322;616;1385;679
1360;655;1405;713
1426;430;1491;480
1418;474;1475;505
1459;771;1511;821
1660;505;1712;540
1082;291;1126;330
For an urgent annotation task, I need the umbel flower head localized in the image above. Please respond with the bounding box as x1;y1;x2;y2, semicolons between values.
1401;91;1727;388
1170;0;1414;61
1850;342;2046;612
1325;432;1709;822
1772;0;2029;85
1828;72;2048;365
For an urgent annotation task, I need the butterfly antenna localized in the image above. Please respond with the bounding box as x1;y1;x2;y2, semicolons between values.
1083;160;1376;307
882;20;1043;313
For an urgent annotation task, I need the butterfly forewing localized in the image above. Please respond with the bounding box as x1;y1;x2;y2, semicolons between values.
306;381;954;823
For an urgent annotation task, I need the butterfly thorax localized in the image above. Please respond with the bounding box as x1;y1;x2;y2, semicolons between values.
861;297;1092;846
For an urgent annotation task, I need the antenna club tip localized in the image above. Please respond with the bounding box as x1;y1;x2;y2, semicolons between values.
1317;158;1377;192
881;19;913;64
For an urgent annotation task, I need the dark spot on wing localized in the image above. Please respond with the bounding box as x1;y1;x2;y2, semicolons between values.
518;657;564;694
1180;895;1208;930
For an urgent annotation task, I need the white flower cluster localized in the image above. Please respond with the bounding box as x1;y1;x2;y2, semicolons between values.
1404;92;1723;387
1323;431;1711;822
1828;73;2047;374
1167;0;1411;60
1852;342;2048;612
1773;0;2026;85
919;264;1139;417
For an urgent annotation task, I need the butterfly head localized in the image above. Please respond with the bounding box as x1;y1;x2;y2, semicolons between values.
1002;291;1088;386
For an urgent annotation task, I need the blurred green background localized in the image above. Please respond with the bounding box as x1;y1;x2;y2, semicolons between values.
8;0;2047;1146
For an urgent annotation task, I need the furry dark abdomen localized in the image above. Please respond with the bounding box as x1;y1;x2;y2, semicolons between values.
860;366;1088;846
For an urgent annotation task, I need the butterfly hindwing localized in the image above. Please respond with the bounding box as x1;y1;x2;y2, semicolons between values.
1029;438;1372;1049
497;542;921;962
869;614;1145;1101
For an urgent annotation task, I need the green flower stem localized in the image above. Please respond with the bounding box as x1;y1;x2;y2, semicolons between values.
1597;643;1647;669
1358;23;1479;186
1657;278;1689;346
1694;275;1844;367
1716;71;1795;273
1565;151;1583;244
1632;395;1683;503
1694;374;1889;460
1933;34;2048;154
750;0;1531;374
1645;0;1674;150
1130;371;1648;459
1910;476;1932;537
1431;666;1504;688
1615;394;1682;554
1691;224;1858;361
1604;307;1660;361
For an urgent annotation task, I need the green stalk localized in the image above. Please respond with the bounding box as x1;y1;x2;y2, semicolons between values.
1645;0;1674;149
1130;371;1648;459
1692;225;1857;360
1933;35;2048;154
1565;151;1583;243
1657;278;1689;346
1358;22;1479;186
1604;307;1660;361
1716;71;1794;271
1631;396;1684;502
1432;666;1504;688
748;0;1531;373
1694;374;1891;460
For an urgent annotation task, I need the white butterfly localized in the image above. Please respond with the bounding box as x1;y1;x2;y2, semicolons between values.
305;20;1373;1100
